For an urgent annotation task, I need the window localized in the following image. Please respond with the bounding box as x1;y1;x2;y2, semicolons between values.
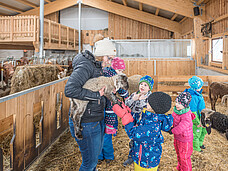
212;38;223;62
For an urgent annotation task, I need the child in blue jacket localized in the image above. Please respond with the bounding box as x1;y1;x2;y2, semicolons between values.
184;76;207;152
113;92;173;170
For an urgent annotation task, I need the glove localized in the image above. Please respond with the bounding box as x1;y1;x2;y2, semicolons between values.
112;103;133;126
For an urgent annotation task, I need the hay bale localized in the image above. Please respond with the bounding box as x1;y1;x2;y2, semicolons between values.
10;64;59;94
128;75;142;94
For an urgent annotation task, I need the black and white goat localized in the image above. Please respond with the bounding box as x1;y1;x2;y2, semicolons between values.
201;109;228;140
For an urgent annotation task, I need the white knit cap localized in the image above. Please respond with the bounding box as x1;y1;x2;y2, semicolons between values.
94;39;116;56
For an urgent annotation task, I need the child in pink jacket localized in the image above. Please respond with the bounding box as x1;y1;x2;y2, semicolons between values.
171;92;196;171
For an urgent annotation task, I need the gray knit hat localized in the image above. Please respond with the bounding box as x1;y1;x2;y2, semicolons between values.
94;39;117;56
148;92;172;114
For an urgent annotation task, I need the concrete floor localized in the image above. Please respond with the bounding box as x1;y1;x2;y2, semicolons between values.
196;67;228;76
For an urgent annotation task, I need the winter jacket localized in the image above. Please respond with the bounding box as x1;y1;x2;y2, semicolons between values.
65;50;106;123
103;67;129;126
125;110;173;168
184;88;205;125
172;108;196;142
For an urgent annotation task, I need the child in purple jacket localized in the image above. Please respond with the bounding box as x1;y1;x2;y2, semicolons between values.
171;92;196;171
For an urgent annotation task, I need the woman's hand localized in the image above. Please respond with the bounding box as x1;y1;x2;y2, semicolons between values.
99;86;106;96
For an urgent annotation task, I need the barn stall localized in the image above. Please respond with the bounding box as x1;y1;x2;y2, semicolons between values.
0;0;228;170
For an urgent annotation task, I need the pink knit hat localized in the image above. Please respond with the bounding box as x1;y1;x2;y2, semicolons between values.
111;57;125;70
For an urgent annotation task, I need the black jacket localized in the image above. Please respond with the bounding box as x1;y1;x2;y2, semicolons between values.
65;50;106;123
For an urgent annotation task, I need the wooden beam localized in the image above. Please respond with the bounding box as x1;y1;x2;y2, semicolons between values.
122;0;127;6
213;13;228;23
133;0;194;18
179;17;187;23
197;0;205;5
13;0;37;8
171;13;178;21
0;12;8;16
139;2;143;11
0;2;24;13
155;8;159;16
83;0;181;33
19;0;181;33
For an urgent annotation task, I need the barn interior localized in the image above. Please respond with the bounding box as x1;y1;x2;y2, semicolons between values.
0;0;228;170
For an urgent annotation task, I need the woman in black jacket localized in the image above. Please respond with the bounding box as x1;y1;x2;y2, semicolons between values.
65;39;116;171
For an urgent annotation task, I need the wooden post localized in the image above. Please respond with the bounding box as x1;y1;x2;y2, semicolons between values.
49;20;51;47
74;29;76;49
10;17;13;41
67;27;69;49
59;24;61;48
193;17;206;67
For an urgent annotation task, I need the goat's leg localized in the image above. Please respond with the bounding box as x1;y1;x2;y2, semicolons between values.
107;93;122;107
212;96;218;111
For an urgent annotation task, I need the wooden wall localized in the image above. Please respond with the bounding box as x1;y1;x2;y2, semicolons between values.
108;13;172;40
181;18;194;39
45;12;59;23
0;79;70;170
206;0;228;36
123;59;195;76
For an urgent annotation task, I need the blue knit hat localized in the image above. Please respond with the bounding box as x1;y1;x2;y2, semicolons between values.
139;75;154;91
188;76;204;90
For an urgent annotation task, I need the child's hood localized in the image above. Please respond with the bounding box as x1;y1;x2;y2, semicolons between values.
184;88;202;96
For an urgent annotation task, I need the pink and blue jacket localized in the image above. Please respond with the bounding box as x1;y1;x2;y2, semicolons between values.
172;108;196;142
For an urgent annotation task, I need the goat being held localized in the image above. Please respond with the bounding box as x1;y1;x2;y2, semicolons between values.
70;73;129;140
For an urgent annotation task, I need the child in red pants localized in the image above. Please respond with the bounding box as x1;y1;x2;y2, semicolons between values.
171;92;196;171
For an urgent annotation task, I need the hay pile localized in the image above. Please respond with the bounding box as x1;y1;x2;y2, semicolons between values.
28;101;228;171
0;132;13;171
128;75;142;94
10;64;59;94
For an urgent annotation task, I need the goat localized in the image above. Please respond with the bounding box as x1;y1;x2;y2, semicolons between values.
209;82;228;111
201;109;228;140
70;74;129;140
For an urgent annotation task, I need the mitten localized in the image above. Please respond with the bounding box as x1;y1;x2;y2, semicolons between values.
112;103;133;126
122;112;134;126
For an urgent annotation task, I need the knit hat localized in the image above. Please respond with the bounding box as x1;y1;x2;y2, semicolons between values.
94;39;117;56
111;57;125;70
188;76;204;90
148;92;172;114
139;75;154;91
176;92;192;108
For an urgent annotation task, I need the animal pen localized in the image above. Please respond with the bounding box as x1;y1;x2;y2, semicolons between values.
1;74;228;170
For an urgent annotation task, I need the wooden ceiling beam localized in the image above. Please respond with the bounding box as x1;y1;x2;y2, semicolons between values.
0;2;24;13
83;0;181;33
155;8;159;16
133;0;194;18
0;12;8;16
122;0;127;6
13;0;37;8
171;13;178;21
139;3;143;11
179;16;187;23
19;0;181;33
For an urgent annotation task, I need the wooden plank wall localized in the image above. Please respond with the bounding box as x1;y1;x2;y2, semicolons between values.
181;18;194;39
108;13;172;40
45;12;59;23
82;29;108;45
206;0;228;36
124;59;195;77
0;79;70;170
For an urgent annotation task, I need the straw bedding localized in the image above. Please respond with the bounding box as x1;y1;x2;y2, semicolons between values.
10;64;59;94
27;101;228;171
